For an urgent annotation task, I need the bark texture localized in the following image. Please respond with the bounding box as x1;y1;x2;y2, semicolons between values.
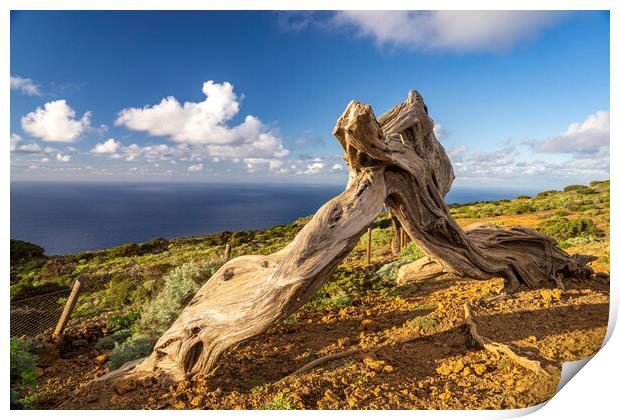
113;90;597;382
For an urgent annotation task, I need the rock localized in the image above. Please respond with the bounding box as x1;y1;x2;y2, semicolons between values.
514;381;528;393
453;359;465;373
472;364;487;376
439;391;452;401
462;366;471;376
337;337;351;348
435;363;453;376
383;364;395;373
363;357;385;372
115;378;137;395
176;380;190;391
190;395;204;407
72;339;89;347
30;341;59;367
95;354;108;364
540;289;562;304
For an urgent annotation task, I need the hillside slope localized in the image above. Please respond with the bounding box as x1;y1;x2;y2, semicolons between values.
11;180;610;409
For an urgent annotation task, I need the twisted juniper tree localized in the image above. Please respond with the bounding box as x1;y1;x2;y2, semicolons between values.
104;90;597;383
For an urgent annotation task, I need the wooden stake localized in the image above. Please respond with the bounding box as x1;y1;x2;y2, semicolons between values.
366;227;372;266
403;231;411;248
394;226;401;255
52;278;83;341
224;244;231;260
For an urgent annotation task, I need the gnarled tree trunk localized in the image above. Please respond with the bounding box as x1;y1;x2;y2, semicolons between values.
108;90;597;383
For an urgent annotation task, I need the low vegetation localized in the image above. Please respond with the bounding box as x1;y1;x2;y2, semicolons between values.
10;338;38;408
105;259;226;369
9;180;610;409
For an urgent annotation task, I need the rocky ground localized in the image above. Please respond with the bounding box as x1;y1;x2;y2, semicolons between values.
14;181;611;410
31;261;608;410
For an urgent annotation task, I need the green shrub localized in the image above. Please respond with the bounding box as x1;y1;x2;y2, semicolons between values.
376;243;425;282
590;180;609;188
138;259;224;337
108;334;153;370
95;329;133;350
516;195;531;200
10;281;68;301
10;338;37;384
567;203;585;212
10;240;45;263
558;236;599;249
107;310;140;333
509;203;534;214
310;283;353;310
564;184;585;192
405;315;438;330
564;185;595;195
401;243;425;262
358;227;392;248
107;258;225;367
10;338;38;407
536;190;558;198
107;238;170;259
536;218;601;241
263;393;294;410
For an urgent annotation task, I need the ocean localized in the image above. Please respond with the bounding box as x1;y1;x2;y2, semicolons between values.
10;181;536;256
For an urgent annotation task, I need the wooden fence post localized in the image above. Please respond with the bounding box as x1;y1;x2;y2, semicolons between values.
224;244;231;260
403;231;411;248
366;227;372;266
52;278;83;341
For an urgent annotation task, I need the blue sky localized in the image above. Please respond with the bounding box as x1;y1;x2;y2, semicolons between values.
10;10;610;189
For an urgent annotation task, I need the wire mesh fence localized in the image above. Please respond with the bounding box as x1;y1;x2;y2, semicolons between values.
10;288;71;337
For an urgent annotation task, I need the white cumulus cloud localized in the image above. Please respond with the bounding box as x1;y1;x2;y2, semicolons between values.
534;111;609;156
10;133;47;154
10;75;42;96
187;163;204;172
333;11;563;52
21;100;91;142
91;138;121;154
10;133;22;152
115;81;289;161
56;153;71;162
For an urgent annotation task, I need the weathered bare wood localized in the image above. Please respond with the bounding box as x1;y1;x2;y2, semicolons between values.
224;244;231;261
397;256;446;284
131;170;387;381
52;278;82;341
464;302;550;376
106;90;597;383
391;217;401;256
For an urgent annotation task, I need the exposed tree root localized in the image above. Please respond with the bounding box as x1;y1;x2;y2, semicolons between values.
463;302;550;377
275;349;363;385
